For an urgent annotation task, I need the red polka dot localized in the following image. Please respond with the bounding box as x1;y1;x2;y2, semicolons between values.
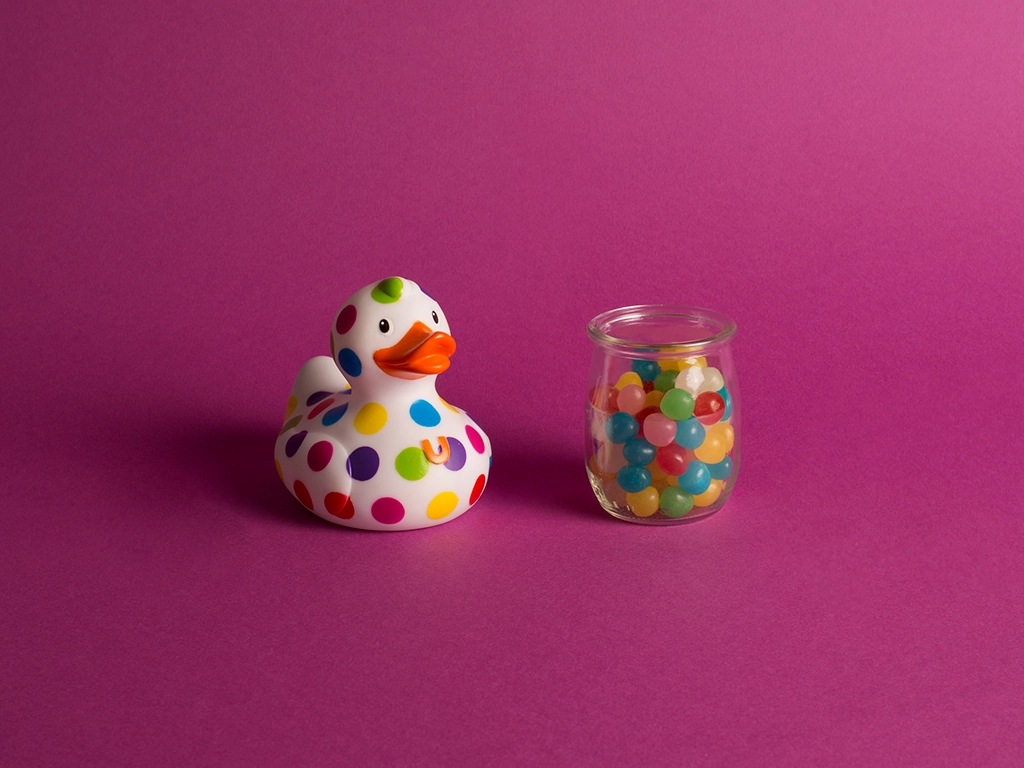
469;474;486;505
336;304;357;334
371;497;405;525
308;398;335;420
307;441;333;472
325;492;354;519
293;480;314;510
465;424;485;454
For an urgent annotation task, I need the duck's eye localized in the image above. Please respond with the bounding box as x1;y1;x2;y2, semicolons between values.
431;311;439;324
378;319;392;334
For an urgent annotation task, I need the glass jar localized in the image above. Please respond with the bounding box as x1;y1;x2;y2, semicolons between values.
585;306;739;524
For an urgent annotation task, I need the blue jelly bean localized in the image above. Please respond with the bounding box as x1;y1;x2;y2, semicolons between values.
677;460;711;494
605;412;639;443
718;386;733;420
708;456;733;480
630;359;661;382
674;417;705;449
617;465;651;493
623;437;656;466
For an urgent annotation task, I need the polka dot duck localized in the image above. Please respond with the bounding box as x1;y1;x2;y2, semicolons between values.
275;277;492;530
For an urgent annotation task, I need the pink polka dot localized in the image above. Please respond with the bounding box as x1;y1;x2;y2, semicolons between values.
307;441;333;472
465;424;485;454
336;304;357;334
371;497;405;525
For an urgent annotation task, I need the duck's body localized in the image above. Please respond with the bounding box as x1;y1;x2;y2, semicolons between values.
274;277;491;530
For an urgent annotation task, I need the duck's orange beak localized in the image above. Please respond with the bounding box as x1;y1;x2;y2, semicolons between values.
373;321;456;379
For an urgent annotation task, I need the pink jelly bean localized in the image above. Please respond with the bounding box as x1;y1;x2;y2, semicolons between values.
616;384;646;416
643;412;677;447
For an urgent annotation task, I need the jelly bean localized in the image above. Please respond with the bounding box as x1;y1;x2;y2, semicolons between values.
654;369;679;392
718;386;733;419
694;431;728;464
655;443;689;476
631;359;661;382
645;390;664;408
676;365;705;394
659;388;694;421
616;384;646;415
626;487;660;517
603;479;628;508
615;371;643;389
692;479;723;507
677;460;711;495
709;422;734;453
697;366;725;394
588;454;615;481
659;487;695;518
694;391;725;425
658;358;681;371
623;437;656;466
708;456;733;480
617;465;652;494
633;406;660;436
643;412;677;447
647;461;671;491
595;441;626;473
589;384;619;412
642;380;655;393
605;412;639;443
679;356;707;369
674;417;705;449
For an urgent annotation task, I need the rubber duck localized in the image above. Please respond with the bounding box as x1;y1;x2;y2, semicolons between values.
274;277;492;530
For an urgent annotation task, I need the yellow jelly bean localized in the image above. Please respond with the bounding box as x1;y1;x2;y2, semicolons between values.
615;372;643;390
694;432;728;464
658;358;679;371
626;487;660;517
678;356;707;370
588;454;615;482
692;480;723;507
645;390;664;407
709;422;735;453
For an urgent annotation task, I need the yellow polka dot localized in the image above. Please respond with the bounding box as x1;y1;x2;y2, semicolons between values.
284;396;297;420
692;480;723;507
354;402;388;434
645;390;663;407
615;372;643;389
440;397;460;413
275;460;284;482
427;491;459;520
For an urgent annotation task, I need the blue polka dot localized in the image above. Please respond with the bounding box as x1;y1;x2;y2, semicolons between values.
409;399;441;427
339;348;362;377
322;403;349;426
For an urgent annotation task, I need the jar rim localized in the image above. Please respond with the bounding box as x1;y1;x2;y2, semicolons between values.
587;304;737;355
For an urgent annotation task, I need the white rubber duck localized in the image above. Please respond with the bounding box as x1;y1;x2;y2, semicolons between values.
274;277;492;530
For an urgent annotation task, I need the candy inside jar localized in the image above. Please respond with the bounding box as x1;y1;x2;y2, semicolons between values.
586;307;739;525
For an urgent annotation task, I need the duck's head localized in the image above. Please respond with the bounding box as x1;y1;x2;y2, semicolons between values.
331;277;456;391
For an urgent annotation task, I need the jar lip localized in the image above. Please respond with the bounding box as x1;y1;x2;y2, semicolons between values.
587;304;737;355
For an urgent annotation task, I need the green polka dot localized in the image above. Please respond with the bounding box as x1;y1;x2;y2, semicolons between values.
654;369;679;392
395;446;429;481
279;415;302;435
660;388;695;421
371;277;404;304
660;487;695;517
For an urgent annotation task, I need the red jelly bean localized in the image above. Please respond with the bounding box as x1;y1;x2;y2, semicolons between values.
694;391;725;425
656;443;689;476
589;384;620;413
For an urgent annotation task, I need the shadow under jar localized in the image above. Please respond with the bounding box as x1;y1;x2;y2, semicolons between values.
586;306;740;525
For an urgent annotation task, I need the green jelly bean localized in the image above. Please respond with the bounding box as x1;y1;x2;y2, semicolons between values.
659;388;695;421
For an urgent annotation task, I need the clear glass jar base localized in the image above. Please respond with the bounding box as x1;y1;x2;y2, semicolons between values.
587;470;726;525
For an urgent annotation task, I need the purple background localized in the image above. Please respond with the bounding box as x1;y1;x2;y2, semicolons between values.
3;1;1023;765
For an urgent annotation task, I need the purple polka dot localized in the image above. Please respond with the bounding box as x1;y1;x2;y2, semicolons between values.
307;440;333;472
346;446;379;481
285;430;307;458
306;391;331;407
336;304;357;334
466;424;485;454
444;437;467;471
371;497;405;525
